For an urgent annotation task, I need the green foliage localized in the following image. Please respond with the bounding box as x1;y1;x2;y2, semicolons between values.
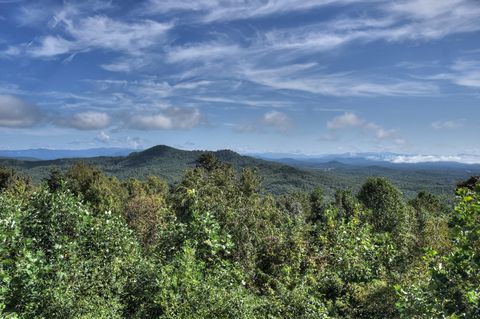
333;189;357;221
358;177;407;233
409;191;451;253
396;185;480;318
196;152;226;172
183;188;234;263
152;245;262;319
315;205;399;318
259;280;329;319
0;166;31;196
61;162;127;214
0;187;142;318
124;193;173;250
239;168;262;196
1;156;478;319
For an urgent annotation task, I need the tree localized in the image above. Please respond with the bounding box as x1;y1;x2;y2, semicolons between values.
333;189;357;221
60;162;127;214
239;168;262;197
409;191;451;252
309;186;324;222
0;166;31;195
456;175;480;191
358;177;407;234
45;167;65;192
196;152;224;172
396;184;480;318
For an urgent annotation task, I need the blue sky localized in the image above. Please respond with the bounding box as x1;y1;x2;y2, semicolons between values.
0;0;479;157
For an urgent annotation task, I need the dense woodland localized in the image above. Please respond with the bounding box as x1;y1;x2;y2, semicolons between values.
1;153;479;318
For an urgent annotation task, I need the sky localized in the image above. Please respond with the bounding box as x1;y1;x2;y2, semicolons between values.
0;0;479;156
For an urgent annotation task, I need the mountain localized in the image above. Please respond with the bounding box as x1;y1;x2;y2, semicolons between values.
0;145;322;194
1;145;479;197
0;148;135;160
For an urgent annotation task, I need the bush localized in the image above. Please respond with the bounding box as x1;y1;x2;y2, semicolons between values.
0;187;142;318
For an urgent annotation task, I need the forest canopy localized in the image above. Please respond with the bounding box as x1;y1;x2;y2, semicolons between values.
0;158;479;318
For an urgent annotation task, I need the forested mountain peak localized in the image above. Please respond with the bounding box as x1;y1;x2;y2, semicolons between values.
126;145;193;162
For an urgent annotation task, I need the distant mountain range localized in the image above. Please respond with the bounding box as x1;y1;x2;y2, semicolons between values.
0;148;135;160
1;145;479;197
249;152;480;167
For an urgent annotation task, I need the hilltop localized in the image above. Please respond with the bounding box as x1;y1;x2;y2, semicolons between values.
1;145;478;197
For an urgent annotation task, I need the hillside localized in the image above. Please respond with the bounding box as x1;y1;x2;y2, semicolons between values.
1;145;478;197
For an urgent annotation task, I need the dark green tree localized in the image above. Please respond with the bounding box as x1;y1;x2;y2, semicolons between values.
358;177;408;234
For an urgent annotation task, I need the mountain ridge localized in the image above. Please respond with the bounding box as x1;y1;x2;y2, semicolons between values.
1;145;479;197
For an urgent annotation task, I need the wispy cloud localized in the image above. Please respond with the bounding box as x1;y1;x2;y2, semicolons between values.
240;63;437;96
428;59;480;89
145;0;370;22
166;43;241;64
193;96;291;108
32;16;171;58
431;119;465;130
4;0;478;98
387;0;474;19
7;4;173;59
256;0;480;55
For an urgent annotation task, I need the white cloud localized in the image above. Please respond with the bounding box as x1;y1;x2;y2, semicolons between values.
389;154;480;165
327;112;364;129
0;95;42;128
235;110;293;133
326;112;400;143
67;111;111;130
128;107;201;130
431;119;465;130
262;111;292;132
95;130;111;143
